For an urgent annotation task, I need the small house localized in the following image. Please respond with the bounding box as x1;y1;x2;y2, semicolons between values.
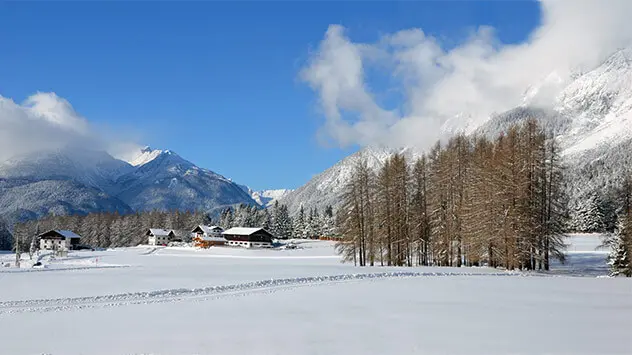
39;230;82;251
192;225;226;248
222;227;274;248
146;229;171;246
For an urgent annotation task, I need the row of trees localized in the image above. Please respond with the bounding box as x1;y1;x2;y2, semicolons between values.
569;192;619;233
336;120;567;270
11;210;212;249
0;220;12;250
604;177;632;277
218;202;336;240
9;202;339;250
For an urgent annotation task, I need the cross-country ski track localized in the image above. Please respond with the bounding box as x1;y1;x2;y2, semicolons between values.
0;271;521;315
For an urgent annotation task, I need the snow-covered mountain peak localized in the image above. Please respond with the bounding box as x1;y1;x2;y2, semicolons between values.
602;47;632;69
238;186;293;207
555;47;632;155
276;145;419;215
250;189;292;207
279;47;632;217
522;71;567;108
0;147;133;190
112;147;257;212
129;146;167;167
0;143;260;224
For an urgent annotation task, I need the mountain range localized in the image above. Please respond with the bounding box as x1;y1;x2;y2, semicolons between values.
276;48;632;216
1;48;630;227
0;146;261;225
237;186;293;208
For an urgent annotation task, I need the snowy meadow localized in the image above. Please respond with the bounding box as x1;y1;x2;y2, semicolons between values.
0;236;630;355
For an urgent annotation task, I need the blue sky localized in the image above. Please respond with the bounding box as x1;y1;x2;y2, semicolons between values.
0;1;541;190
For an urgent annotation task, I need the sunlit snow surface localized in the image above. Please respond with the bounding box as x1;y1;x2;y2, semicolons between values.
0;237;630;355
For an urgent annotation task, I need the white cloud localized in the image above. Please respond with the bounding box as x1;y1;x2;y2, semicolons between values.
301;0;632;150
0;92;140;162
300;25;398;147
23;92;89;134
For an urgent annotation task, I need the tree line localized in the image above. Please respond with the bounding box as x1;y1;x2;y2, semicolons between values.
336;120;568;270
10;210;212;249
6;202;339;250
218;202;336;240
569;192;620;233
603;176;632;277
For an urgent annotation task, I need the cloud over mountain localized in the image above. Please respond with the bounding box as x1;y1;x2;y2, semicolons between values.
301;0;632;150
0;92;140;161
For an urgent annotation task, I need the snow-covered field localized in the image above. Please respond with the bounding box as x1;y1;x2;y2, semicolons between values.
0;236;630;355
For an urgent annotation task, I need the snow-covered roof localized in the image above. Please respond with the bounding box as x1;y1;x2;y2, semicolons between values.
193;225;223;234
56;230;81;239
38;230;82;239
222;227;265;236
169;230;192;237
149;228;171;236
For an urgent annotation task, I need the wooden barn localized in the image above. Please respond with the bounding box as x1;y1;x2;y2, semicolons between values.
222;227;274;248
192;235;227;248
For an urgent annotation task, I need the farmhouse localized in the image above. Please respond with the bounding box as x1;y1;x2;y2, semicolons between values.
146;229;171;246
192;225;224;237
38;230;81;251
222;227;274;248
192;225;227;248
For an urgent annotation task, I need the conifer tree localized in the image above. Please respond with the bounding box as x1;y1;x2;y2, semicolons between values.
309;208;323;239
322;205;336;237
219;208;235;229
262;209;272;230
0;218;13;251
294;205;306;238
573;194;606;232
273;204;293;239
606;218;631;277
270;201;281;237
604;175;632;276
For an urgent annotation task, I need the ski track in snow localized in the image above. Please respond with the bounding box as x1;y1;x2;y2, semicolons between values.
152;253;340;259
0;265;129;274
0;271;525;315
139;247;163;255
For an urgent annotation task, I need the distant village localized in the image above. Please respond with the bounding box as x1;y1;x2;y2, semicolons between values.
146;225;276;248
7;203;340;255
36;223;339;257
